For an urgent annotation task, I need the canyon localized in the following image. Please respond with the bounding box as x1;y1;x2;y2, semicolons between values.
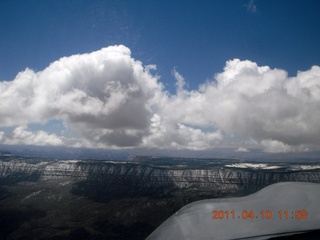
1;154;320;239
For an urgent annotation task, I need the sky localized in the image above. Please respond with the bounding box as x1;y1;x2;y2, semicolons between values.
1;0;320;153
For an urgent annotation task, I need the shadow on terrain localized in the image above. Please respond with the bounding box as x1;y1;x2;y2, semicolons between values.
0;209;47;239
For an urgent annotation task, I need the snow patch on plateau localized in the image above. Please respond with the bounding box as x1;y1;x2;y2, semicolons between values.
225;163;281;170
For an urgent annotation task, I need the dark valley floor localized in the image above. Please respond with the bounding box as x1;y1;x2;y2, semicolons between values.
1;155;320;239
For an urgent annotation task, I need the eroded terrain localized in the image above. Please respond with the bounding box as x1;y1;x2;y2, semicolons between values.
1;155;320;239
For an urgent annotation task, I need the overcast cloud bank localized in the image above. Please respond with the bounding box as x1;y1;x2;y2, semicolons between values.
1;45;320;152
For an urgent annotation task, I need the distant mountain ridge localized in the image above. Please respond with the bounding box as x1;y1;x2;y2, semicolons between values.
1;144;320;162
1;155;320;239
1;155;320;200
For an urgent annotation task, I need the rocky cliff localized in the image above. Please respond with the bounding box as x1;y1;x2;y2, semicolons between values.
1;156;320;200
1;156;320;239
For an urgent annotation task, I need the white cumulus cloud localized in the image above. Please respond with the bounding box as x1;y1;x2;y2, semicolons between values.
0;45;163;148
236;147;250;152
2;126;63;146
1;45;320;153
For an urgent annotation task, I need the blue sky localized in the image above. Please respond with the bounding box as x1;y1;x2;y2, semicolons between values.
1;0;320;88
1;0;320;153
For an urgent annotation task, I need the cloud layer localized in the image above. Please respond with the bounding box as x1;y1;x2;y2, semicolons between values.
1;45;320;152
